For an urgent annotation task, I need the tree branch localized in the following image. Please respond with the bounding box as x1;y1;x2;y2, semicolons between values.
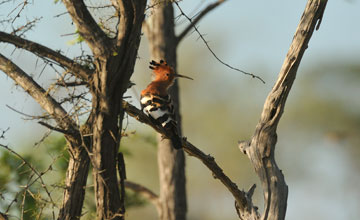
56;80;88;87
124;180;161;210
0;31;92;80
62;0;112;56
239;0;328;219
38;121;72;134
0;53;77;132
122;100;259;218
176;0;226;44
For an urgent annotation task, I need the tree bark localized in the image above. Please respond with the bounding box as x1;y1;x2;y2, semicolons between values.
0;53;91;220
239;0;327;219
145;1;187;220
1;0;147;219
58;139;90;220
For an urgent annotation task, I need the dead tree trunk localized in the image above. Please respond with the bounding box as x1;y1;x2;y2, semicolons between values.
238;0;328;219
144;2;187;220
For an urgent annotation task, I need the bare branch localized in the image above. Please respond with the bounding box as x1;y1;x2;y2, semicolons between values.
176;0;225;44
55;80;88;87
174;1;265;84
38;121;72;134
10;17;42;36
62;0;112;56
124;180;161;211
122;100;259;218
0;143;57;217
0;31;92;80
240;0;328;219
0;53;77;132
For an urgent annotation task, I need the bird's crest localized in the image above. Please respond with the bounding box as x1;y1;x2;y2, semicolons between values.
149;60;174;75
148;60;193;82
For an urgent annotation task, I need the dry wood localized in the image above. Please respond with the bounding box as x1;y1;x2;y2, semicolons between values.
1;0;147;219
0;31;92;80
62;0;112;57
0;52;90;220
239;0;328;219
0;54;76;131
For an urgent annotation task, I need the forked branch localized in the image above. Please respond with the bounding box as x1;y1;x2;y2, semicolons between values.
0;53;77;132
239;0;328;219
62;0;112;56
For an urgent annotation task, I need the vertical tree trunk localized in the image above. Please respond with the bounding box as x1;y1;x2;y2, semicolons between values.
146;2;187;220
90;57;132;220
58;140;90;220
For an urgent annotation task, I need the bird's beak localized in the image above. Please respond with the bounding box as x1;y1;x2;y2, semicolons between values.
174;73;193;80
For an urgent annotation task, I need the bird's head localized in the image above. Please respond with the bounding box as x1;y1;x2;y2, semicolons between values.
149;60;193;87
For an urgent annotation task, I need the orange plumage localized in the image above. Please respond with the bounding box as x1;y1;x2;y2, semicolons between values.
141;60;192;97
140;60;192;149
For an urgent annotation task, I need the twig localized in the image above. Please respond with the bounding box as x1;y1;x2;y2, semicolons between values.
176;0;225;43
8;0;28;23
11;17;42;36
0;143;57;217
6;104;50;120
0;127;10;139
174;1;265;84
0;31;92;80
0;53;78;131
38;121;72;135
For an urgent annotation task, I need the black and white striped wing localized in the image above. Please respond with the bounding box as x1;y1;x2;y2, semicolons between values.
140;94;175;127
140;93;182;149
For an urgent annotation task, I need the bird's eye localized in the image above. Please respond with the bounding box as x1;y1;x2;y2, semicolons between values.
166;73;170;76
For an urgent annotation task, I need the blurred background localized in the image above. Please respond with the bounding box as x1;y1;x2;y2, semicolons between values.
0;0;359;219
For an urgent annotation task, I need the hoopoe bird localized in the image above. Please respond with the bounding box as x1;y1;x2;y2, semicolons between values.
140;60;193;149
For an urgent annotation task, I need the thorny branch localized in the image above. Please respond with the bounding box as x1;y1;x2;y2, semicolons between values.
0;53;78;132
174;1;265;84
0;31;92;80
122;100;259;216
0;143;57;219
10;17;42;36
7;0;29;23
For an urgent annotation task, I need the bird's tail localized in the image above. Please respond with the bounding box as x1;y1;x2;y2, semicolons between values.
170;135;183;150
164;122;183;149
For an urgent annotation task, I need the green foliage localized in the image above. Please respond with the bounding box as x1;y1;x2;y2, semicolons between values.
67;30;85;45
45;136;69;178
0;150;39;219
125;190;147;209
1;132;154;218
